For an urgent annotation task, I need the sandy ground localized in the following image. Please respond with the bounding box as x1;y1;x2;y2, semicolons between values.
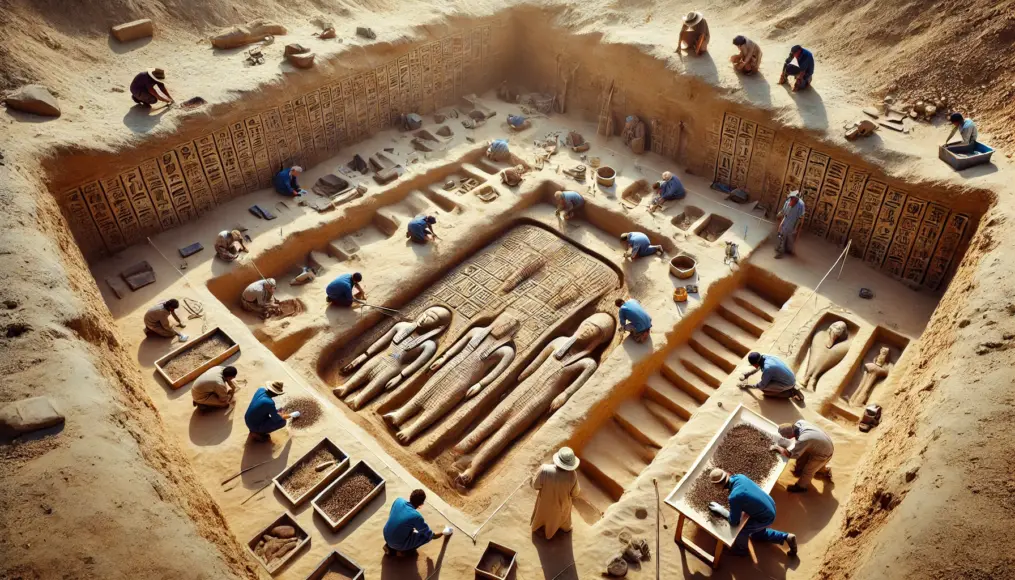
84;101;943;579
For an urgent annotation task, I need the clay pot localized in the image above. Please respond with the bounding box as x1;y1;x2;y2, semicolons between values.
596;166;616;187
669;255;696;279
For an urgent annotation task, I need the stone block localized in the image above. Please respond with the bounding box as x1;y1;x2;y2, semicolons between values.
287;52;315;69
4;85;60;117
0;397;65;436
111;19;154;43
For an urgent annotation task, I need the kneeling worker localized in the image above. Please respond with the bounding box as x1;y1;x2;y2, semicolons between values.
739;351;804;401
143;298;186;339
326;272;366;307
244;381;299;441
407;215;438;244
383;489;450;556
215;229;248;262
616;298;652;343
130;68;174;107
554;190;585;221
274;166;306;197
708;468;798;558
731;36;762;75
487;139;511;162
191;365;239;410
772;420;834;492
679;11;710;55
648;171;686;213
779;45;814;92
241;278;279;318
621;232;663;260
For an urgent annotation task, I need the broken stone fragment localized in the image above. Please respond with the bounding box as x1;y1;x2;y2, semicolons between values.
110;19;154;43
211;20;287;49
287;52;315;69
0;396;65;436
284;43;310;56
356;27;376;40
4;85;61;118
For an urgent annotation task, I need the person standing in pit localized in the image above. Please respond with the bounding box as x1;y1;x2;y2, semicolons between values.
554;190;585;222
129;68;174;107
326;272;366;307
615;298;652;343
775;191;805;259
191;365;240;410
143;298;186;339
244;381;299;441
383;489;450;556
274;166;306;197
406;215;438;244
772;420;834;492
738;351;805;402
530;447;581;540
647;171;686;214
621;232;664;260
708;468;798;558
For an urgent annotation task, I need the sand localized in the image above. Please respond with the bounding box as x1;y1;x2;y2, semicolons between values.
685;423;780;516
317;472;379;522
2;1;1014;579
161;331;233;379
277;446;344;499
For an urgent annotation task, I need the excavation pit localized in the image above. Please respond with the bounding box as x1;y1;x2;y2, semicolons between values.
672;206;705;230
694;214;734;243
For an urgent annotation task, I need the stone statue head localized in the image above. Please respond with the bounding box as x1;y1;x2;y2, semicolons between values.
875;346;891;365
490;313;521;338
826;321;848;348
555;312;616;363
417;306;452;331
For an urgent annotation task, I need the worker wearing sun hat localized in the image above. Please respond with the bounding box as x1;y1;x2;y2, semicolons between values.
244;381;299;442
129;68;175;107
530;447;581;539
679;11;710;55
707;468;798;558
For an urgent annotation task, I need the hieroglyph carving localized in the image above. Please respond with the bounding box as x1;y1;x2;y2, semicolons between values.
802;321;850;390
452;313;616;487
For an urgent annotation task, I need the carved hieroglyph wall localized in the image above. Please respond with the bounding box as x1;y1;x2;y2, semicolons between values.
326;223;620;452
60;24;508;260
708;112;973;290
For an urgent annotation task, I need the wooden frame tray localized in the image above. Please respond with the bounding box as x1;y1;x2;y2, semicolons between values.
663;404;788;568
273;438;350;507
154;327;239;389
247;512;311;576
312;460;386;532
305;549;365;580
475;541;517;579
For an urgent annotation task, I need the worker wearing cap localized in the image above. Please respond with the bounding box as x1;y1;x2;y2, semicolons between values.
326;272;365;307
274;166;306;197
775;191;806;259
739;352;804;401
554;190;584;221
531;447;581;540
244;381;299;441
708;468;798;558
779;45;815;91
772;420;834;492
383;489;449;556
407;215;438;244
945;112;978;147
615;298;652;343
621;232;663;260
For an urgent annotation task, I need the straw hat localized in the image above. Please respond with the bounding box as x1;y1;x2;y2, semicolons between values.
148;68;166;82
709;468;729;485
266;381;284;395
553;447;580;471
683;11;703;26
788;190;801;199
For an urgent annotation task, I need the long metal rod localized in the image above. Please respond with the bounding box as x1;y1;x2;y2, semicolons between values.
220;458;273;486
653;478;661;580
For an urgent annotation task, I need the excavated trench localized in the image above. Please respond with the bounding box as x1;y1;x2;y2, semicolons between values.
33;5;1003;572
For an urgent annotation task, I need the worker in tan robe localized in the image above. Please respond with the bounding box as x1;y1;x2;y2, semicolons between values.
191;365;240;410
143;299;186;339
731;35;762;75
530;447;581;539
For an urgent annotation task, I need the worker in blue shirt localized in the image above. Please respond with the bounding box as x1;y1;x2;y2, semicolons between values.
615;298;652;343
244;381;298;442
383;489;449;556
274;166;306;197
621;232;663;260
406;215;438;244
326;272;365;307
708;468;798;558
779;45;814;91
554;190;584;221
648;171;686;213
739;351;804;402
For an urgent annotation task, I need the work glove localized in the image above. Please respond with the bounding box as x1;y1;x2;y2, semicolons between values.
708;502;730;519
289;411;301;420
443;526;454;536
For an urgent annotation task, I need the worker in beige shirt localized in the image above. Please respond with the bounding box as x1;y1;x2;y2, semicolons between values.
530;447;581;539
191;365;240;410
731;35;762;75
143;299;186;339
772;420;834;492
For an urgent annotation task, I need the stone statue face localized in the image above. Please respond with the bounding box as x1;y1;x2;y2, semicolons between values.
490;314;520;338
828;321;847;341
876;346;890;364
575;313;616;346
417;306;452;330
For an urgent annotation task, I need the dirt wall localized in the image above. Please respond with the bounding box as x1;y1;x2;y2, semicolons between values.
0;162;257;579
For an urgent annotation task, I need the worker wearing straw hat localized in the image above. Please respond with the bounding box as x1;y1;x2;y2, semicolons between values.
707;468;798;558
678;11;710;55
244;381;300;442
530;447;581;539
129;68;174;107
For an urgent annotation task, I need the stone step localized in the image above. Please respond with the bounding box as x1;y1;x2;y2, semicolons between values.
718;299;770;337
701;316;756;357
689;331;741;373
614;398;676;449
643;398;688;434
645;373;704;418
575;469;613;521
578;420;653;501
666;348;726;391
731;287;783;322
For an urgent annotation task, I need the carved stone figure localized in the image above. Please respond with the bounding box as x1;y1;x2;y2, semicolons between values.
801;320;850;390
622;115;647;154
383;313;520;444
452;313;616;487
334;306;452;410
849;346;892;407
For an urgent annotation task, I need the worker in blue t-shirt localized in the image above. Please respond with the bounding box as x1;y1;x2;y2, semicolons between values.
707;468;798;558
244;381;298;442
554;190;584;221
621;232;663;260
274;166;306;197
615;298;652;343
406;215;438;244
326;273;365;307
383;489;450;556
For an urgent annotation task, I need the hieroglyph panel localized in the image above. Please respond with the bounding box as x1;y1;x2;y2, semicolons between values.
59;22;508;259
710;113;776;196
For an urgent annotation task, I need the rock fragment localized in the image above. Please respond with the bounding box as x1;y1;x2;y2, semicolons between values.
4;85;61;117
0;396;65;436
111;19;154;43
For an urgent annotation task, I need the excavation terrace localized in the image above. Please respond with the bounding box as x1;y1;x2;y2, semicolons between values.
3;6;1013;580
